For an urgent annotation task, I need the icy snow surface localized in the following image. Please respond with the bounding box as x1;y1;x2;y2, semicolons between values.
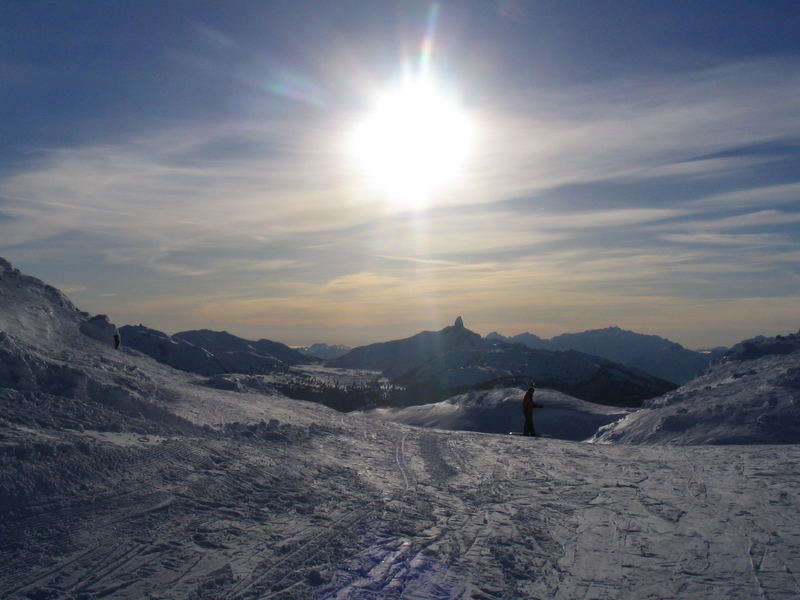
2;259;800;598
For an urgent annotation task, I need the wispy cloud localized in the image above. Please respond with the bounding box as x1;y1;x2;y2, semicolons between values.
688;182;800;209
2;58;798;346
660;232;793;246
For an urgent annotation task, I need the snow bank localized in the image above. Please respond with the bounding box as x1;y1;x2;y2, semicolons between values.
592;331;800;445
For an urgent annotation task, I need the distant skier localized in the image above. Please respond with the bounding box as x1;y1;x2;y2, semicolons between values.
522;386;542;437
114;332;120;349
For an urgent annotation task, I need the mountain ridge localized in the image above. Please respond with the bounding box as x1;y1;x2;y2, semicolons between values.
330;317;676;407
487;325;718;384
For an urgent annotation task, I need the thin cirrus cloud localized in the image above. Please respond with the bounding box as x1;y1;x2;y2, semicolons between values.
0;57;799;345
660;232;793;246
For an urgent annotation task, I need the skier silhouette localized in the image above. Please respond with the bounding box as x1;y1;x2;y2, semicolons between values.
522;386;542;436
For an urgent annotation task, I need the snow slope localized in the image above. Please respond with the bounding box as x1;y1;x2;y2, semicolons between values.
367;387;631;441
592;331;800;445
2;258;800;599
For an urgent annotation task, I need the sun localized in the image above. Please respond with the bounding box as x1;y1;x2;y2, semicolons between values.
350;77;474;209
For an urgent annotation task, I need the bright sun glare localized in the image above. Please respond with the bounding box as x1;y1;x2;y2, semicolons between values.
350;77;474;209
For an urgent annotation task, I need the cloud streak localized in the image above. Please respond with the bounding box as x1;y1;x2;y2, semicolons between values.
1;58;799;346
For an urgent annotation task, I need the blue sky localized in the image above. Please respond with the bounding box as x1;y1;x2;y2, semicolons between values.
2;0;799;348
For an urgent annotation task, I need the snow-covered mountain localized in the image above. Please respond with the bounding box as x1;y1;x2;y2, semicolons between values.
3;257;800;599
592;330;800;445
296;342;352;360
174;328;311;368
120;325;313;376
367;387;631;441
488;326;714;384
331;317;675;407
119;324;229;375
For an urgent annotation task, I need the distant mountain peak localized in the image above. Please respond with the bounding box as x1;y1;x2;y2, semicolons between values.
454;316;464;329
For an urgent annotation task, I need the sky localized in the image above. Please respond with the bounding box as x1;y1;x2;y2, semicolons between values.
2;0;799;349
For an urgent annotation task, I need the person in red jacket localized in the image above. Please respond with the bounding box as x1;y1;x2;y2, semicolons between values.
522;386;542;436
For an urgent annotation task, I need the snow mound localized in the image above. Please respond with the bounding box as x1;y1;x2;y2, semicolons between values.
367;387;631;441
592;332;800;445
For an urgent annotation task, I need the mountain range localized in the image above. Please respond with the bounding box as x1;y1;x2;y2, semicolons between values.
487;326;723;384
120;325;312;376
296;342;352;360
330;316;675;407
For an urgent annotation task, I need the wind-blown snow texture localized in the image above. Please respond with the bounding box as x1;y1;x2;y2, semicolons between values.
2;257;800;599
593;331;800;445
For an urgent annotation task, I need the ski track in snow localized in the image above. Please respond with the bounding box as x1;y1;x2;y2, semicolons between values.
3;412;800;599
0;408;799;600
